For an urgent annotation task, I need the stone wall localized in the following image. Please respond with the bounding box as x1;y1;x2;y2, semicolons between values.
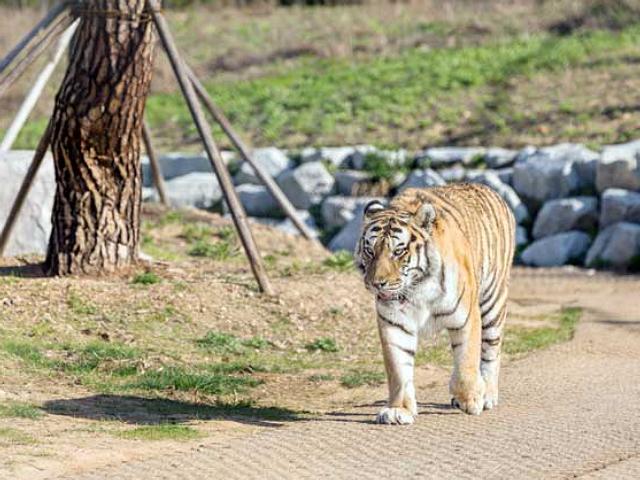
4;140;640;270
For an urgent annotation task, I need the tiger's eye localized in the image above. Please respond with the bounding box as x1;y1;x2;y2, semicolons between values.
393;247;405;256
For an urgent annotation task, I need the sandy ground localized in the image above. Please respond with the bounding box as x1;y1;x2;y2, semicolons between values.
1;266;638;479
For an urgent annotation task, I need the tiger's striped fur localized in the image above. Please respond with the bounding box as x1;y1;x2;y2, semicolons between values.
355;184;515;425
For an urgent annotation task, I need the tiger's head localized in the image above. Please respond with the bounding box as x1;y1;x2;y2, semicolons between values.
355;199;441;304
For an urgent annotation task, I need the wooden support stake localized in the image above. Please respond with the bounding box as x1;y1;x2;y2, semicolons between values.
0;122;52;257
186;67;318;243
0;20;79;154
141;120;169;207
149;2;274;295
0;1;70;76
0;13;73;99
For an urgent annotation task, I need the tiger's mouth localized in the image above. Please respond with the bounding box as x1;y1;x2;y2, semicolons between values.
376;290;408;305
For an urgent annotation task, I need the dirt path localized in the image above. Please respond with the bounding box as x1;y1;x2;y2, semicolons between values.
24;270;633;480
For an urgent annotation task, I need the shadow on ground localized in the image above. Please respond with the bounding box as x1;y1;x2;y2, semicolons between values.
42;395;305;427
0;262;46;278
323;401;459;424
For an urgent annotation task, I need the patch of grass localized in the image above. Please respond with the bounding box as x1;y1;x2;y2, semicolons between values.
132;271;162;285
142;25;640;149
322;251;354;272
308;373;335;382
59;341;141;375
0;402;42;419
359;152;408;181
417;341;452;366
305;337;339;353
118;424;201;441
340;370;385;388
0;427;36;446
1;340;49;368
67;291;98;315
505;307;581;355
182;223;214;243
188;240;237;261
196;331;242;354
126;366;262;395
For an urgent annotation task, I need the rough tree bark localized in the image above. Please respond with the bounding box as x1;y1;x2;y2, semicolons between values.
45;0;155;275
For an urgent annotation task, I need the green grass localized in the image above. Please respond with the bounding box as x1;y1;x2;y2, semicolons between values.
140;25;640;149
118;424;201;441
504;307;581;355
188;240;237;261
0;402;42;419
126;366;262;395
340;370;385;388
131;272;162;285
67;291;98;315
308;373;335;382
322;251;354;272
0;427;36;446
305;337;339;353
196;331;270;354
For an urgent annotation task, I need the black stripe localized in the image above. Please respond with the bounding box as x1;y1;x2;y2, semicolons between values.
482;337;501;346
378;313;414;335
480;270;499;308
434;284;465;318
391;343;416;357
483;306;507;330
439;265;446;292
451;342;463;349
481;355;498;363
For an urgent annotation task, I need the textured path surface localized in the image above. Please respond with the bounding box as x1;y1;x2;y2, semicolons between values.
61;271;640;480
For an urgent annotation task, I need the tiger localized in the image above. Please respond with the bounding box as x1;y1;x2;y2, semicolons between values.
355;184;515;425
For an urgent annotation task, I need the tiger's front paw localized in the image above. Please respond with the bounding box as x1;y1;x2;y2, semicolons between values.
375;407;415;425
450;376;486;416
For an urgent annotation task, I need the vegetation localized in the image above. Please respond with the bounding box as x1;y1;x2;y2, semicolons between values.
340;370;386;388
0;402;42;419
118;424;201;441
305;337;339;353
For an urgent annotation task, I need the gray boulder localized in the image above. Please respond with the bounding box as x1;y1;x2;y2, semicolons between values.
234;147;292;185
275;211;319;238
595;140;640;193
586;222;640;270
416;147;485;168
321;196;385;230
234;184;283;218
520;231;592;267
141;151;237;188
466;170;530;224
312;146;358;168
495;167;513;186
599;188;640;228
334;170;372;195
399;169;445;191
0;150;55;256
532;197;598;240
439;165;467;183
485;148;517;169
512;143;599;210
162;172;223;209
276;161;335;209
516;226;528;248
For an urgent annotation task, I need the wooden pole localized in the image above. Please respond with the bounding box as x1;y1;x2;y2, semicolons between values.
186;67;318;242
0;0;70;76
149;2;274;295
0;13;73;99
0;122;52;257
0;20;79;154
141;120;169;207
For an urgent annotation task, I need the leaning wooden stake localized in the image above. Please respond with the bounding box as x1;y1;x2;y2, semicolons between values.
0;13;73;99
0;0;70;76
0;20;79;154
0;122;52;257
186;67;318;242
141;121;169;207
149;1;274;295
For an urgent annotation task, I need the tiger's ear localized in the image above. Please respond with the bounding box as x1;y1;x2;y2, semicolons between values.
415;203;437;231
363;200;385;219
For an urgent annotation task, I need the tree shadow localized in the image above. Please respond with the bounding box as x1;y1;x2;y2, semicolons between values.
0;262;46;278
42;394;305;428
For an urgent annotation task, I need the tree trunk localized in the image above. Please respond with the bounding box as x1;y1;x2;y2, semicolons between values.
45;0;155;275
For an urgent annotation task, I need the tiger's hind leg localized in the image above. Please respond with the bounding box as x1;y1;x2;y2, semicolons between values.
481;303;507;410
